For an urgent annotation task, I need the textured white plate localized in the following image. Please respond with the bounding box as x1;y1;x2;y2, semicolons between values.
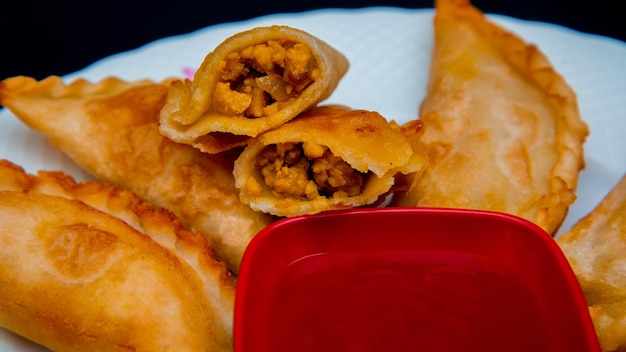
1;7;625;351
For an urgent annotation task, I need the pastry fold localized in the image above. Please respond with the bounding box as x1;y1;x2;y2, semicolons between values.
0;75;274;274
233;105;428;217
0;159;235;351
557;174;626;352
391;0;588;234
159;25;350;153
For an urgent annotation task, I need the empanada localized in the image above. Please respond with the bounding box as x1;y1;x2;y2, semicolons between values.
558;174;626;352
233;105;428;217
0;75;275;274
159;25;350;153
0;159;235;351
392;0;588;234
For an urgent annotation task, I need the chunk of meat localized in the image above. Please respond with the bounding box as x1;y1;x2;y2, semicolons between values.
212;40;319;118
312;153;363;197
257;142;365;199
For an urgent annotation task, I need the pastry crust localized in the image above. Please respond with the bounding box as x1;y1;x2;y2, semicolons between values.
0;159;235;351
233;105;427;217
392;0;588;234
159;25;350;153
0;75;274;273
558;174;626;352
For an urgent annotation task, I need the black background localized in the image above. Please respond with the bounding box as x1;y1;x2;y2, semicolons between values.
2;0;624;81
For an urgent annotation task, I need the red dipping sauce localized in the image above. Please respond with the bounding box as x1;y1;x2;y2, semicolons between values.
235;208;600;352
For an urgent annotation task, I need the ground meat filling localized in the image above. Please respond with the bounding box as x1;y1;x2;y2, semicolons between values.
213;39;320;118
257;142;365;200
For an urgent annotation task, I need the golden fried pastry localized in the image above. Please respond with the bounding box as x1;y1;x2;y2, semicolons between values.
233;105;428;217
392;0;588;234
558;174;626;352
159;25;350;153
0;159;235;351
0;76;275;274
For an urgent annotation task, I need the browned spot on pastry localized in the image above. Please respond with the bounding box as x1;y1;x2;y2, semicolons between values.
42;222;122;280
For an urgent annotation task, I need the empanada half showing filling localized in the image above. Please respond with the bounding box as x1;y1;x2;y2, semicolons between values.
233;105;428;217
159;25;350;154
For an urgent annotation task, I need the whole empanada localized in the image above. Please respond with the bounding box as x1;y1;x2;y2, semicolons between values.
0;75;275;274
0;159;235;351
558;174;626;352
392;0;588;235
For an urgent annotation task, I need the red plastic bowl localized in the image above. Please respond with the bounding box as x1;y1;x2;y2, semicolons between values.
235;207;600;352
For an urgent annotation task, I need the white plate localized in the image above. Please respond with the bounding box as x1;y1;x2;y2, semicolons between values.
1;7;625;351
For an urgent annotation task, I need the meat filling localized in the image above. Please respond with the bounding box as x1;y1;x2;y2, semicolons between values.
257;142;365;200
212;39;320;118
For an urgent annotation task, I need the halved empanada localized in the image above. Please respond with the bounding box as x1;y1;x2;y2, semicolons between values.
233;105;428;217
159;25;350;154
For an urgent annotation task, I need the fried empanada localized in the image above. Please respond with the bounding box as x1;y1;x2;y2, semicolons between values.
0;75;275;274
233;105;428;217
0;159;235;351
159;25;350;153
557;174;626;352
391;0;588;234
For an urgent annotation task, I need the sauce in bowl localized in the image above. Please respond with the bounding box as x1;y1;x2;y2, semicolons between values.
235;208;600;352
267;249;550;351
